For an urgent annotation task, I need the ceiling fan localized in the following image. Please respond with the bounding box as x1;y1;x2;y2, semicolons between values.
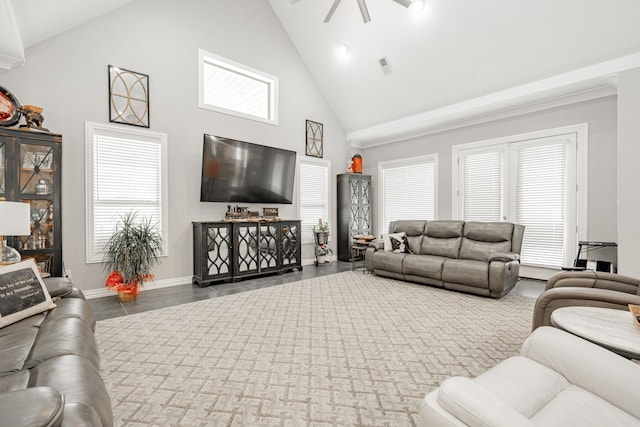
324;0;414;24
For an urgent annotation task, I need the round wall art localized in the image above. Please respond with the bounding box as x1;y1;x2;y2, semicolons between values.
0;86;21;127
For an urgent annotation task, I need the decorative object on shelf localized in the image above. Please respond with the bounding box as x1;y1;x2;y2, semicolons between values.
108;65;150;128
305;120;323;158
263;207;279;217
0;201;31;264
0;86;21;127
351;153;363;173
103;211;163;301
18;105;49;132
35;178;50;195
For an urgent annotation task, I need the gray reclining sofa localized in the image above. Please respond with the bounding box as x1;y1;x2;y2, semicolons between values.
365;220;525;298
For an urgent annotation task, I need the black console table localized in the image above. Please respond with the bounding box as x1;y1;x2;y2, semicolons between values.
192;220;302;287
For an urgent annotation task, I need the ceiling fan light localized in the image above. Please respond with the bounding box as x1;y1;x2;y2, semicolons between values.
337;44;349;55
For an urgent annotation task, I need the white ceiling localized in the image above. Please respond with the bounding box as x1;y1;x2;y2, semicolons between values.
2;0;640;147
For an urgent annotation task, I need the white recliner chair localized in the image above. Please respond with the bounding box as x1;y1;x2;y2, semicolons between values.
419;326;640;427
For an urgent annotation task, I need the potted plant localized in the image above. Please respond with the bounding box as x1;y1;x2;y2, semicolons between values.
103;211;163;301
315;244;333;264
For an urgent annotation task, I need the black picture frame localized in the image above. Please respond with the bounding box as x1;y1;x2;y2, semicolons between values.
108;65;150;128
305;120;323;158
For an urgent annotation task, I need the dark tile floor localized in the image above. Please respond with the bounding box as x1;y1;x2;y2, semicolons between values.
87;261;545;321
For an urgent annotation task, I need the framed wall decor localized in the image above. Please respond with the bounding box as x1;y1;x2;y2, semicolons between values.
305;120;323;158
108;65;150;128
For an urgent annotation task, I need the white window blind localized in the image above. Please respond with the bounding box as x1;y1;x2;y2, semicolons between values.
455;133;577;269
379;156;437;234
198;49;278;125
461;150;503;222
298;159;330;244
86;122;168;263
514;142;567;268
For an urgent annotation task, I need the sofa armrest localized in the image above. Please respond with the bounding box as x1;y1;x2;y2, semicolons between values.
489;252;520;262
435;377;534;427
368;239;384;251
531;287;640;329
546;270;640;294
43;277;73;298
521;326;640;420
0;387;64;427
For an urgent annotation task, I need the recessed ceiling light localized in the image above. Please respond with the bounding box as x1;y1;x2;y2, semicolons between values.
337;44;349;55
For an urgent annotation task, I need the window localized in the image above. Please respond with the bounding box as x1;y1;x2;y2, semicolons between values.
85;122;168;263
378;155;437;234
298;158;330;244
454;125;586;269
198;49;278;125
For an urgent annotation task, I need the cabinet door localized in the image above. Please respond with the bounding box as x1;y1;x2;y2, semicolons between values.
205;223;232;280
18;143;55;196
234;223;259;277
280;222;300;268
0;139;6;197
259;224;279;272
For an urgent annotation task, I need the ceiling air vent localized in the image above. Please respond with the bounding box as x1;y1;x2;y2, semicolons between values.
379;57;392;75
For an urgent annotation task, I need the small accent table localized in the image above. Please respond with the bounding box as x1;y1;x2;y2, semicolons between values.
551;306;640;359
351;243;369;272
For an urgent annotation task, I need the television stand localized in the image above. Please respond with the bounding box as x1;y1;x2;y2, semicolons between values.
192;220;302;287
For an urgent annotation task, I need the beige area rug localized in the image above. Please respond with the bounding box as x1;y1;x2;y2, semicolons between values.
96;272;535;426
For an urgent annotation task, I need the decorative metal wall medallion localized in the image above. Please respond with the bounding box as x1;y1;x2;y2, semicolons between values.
108;65;149;127
305;120;323;158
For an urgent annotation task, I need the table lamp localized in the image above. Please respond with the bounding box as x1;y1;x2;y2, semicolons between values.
0;201;31;264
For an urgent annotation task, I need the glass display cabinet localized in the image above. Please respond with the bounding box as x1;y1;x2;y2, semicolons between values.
0;128;62;276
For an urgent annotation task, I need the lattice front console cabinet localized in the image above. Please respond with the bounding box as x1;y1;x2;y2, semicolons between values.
192;220;302;287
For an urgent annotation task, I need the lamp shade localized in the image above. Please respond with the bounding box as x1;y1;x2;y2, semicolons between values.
0;201;31;236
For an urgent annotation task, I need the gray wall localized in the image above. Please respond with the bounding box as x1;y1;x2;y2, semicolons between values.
362;96;618;246
0;0;351;291
618;68;640;276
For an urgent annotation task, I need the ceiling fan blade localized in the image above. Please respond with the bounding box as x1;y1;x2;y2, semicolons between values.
357;0;371;23
391;0;413;8
323;0;342;23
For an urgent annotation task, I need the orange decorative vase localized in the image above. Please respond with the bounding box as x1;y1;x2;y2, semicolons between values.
118;291;137;302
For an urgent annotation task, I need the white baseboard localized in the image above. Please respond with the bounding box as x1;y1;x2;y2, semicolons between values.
83;275;192;299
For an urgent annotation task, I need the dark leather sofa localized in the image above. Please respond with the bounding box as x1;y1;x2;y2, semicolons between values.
365;220;525;298
0;277;112;426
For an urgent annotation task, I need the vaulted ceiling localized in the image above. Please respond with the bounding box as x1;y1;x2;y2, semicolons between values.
2;0;640;147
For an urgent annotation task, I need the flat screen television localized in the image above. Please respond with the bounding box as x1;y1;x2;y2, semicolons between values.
200;134;296;204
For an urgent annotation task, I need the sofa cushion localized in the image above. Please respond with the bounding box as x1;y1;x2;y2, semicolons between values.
403;254;446;281
382;232;410;253
421;221;464;258
0;260;56;329
442;259;489;288
389;220;426;254
371;251;407;274
0;327;38;375
459;222;514;261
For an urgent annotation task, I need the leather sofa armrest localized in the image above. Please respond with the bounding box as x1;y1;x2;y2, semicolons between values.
0;387;64;427
489;252;519;262
521;326;640;420
546;270;640;293
368;239;384;251
436;377;534;427
531;287;640;330
43;277;74;298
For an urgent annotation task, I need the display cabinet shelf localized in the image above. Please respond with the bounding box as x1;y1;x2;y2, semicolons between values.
0;128;62;276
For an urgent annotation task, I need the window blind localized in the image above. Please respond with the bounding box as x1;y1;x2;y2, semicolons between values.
515;143;566;268
299;160;329;244
381;159;435;234
461;150;502;222
86;124;166;263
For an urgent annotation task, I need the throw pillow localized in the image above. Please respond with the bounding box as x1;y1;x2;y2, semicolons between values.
382;232;410;253
0;259;56;328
